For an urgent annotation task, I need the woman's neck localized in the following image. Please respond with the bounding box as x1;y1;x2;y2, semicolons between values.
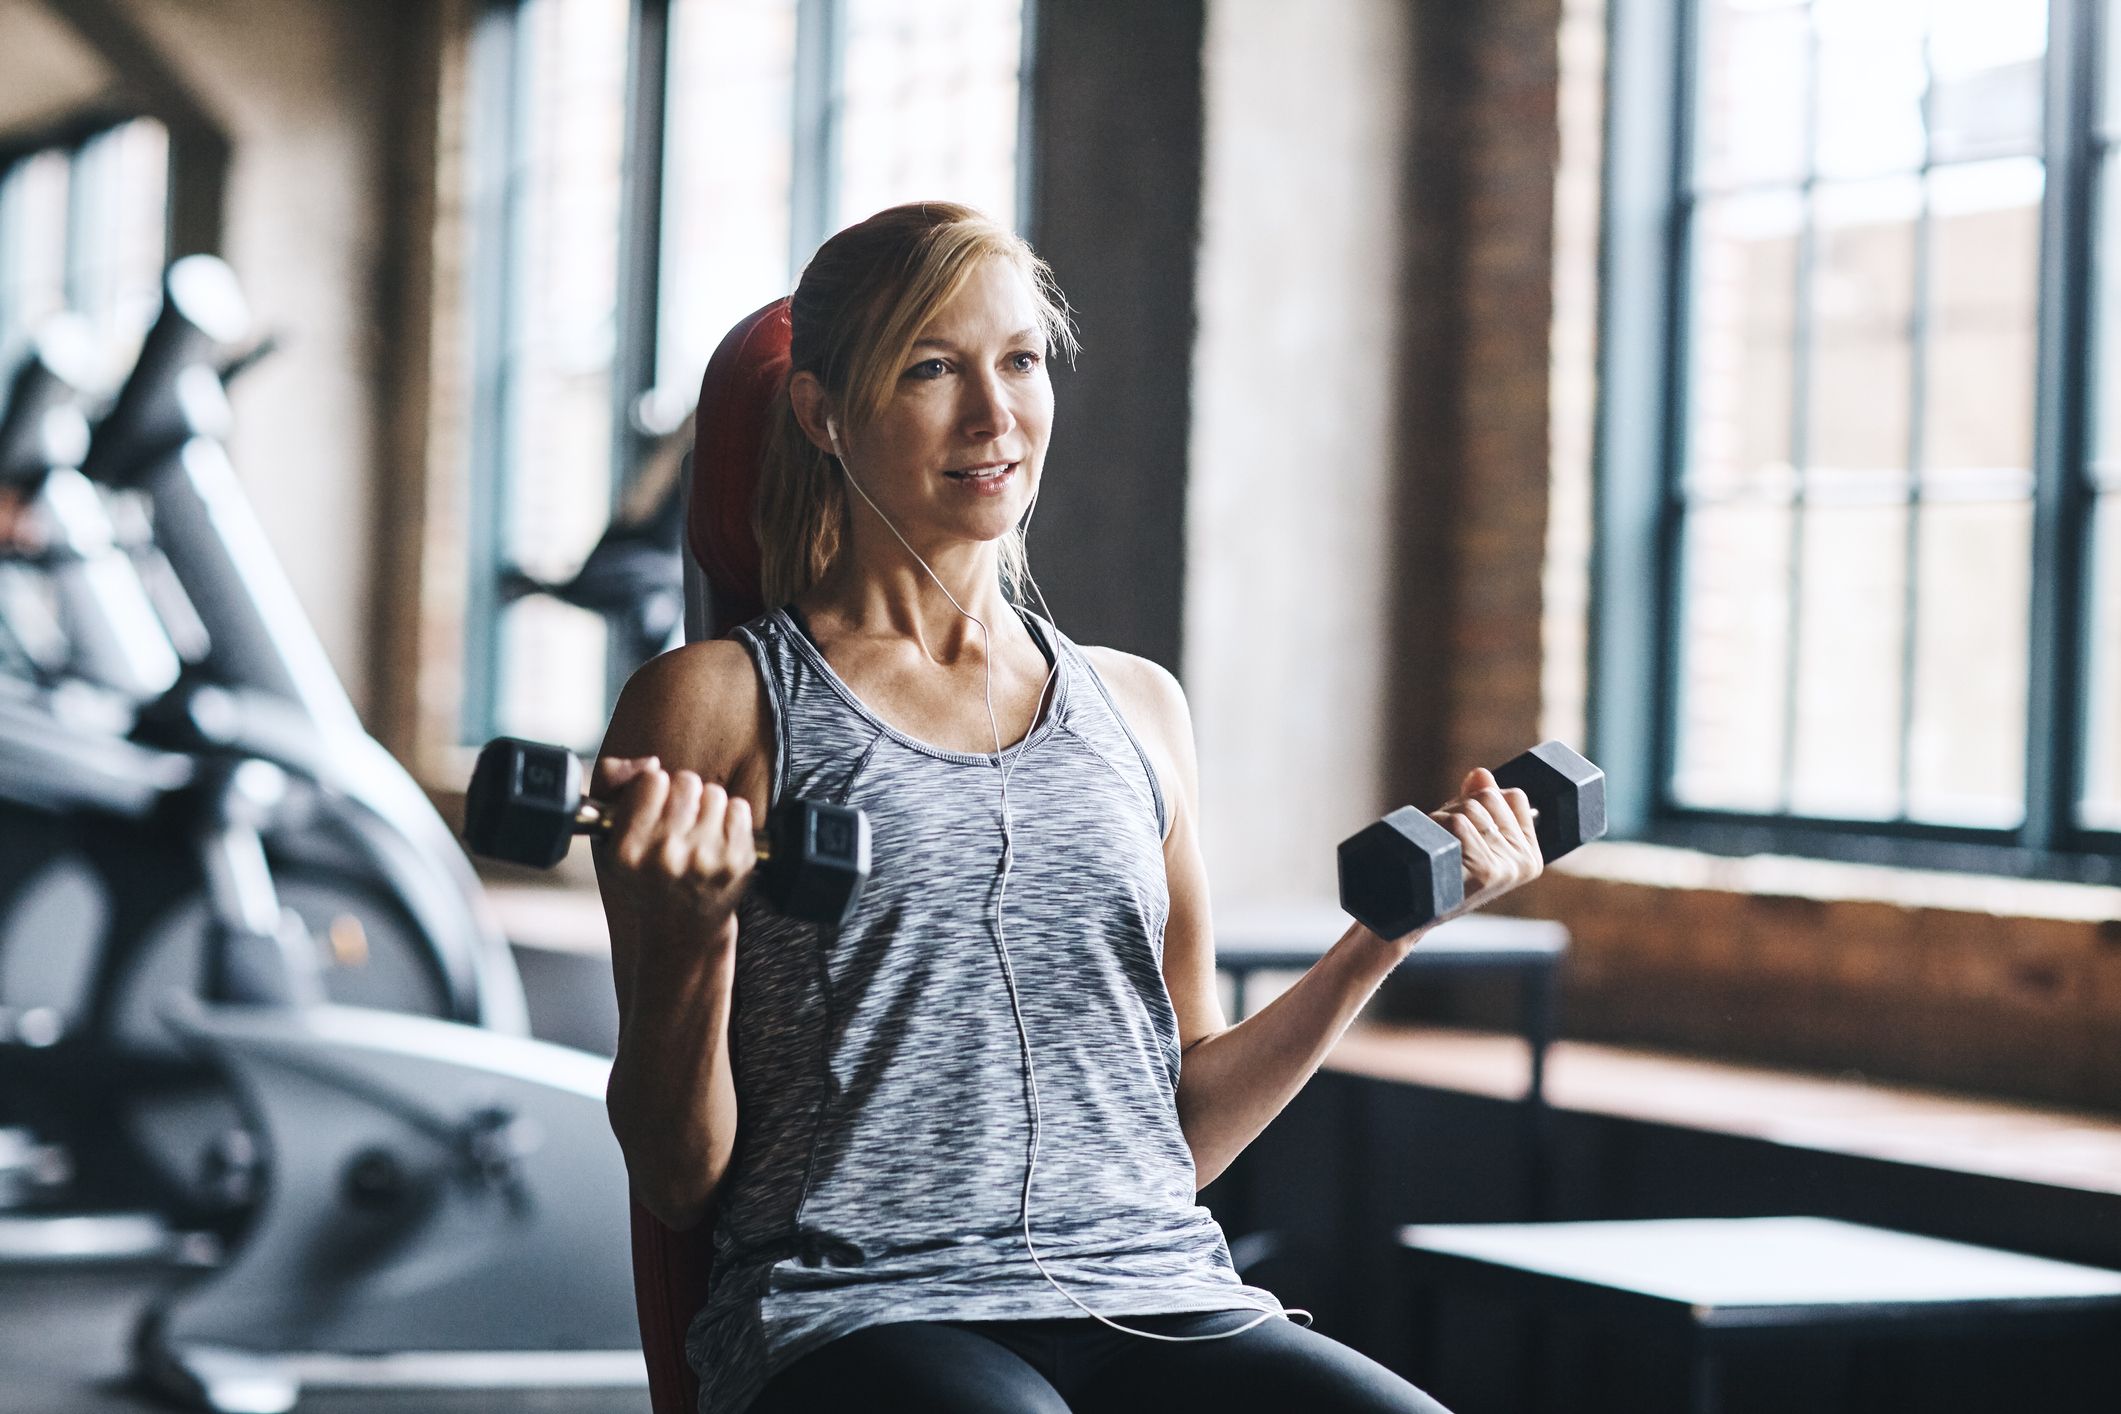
798;551;1025;669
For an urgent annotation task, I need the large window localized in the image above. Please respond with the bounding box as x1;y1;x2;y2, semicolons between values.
1596;0;2119;880
0;118;169;361
462;0;1029;750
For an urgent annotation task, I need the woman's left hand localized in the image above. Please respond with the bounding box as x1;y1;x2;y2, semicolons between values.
1420;767;1543;933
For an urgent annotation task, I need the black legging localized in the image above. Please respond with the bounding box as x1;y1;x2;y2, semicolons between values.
749;1309;1453;1413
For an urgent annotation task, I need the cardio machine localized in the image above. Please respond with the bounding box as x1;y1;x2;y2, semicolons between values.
0;258;642;1410
0;269;520;1246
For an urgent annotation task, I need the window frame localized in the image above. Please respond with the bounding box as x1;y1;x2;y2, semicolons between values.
0;111;171;347
1591;0;2121;886
459;0;1037;748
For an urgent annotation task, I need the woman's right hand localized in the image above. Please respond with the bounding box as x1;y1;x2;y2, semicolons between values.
590;755;758;935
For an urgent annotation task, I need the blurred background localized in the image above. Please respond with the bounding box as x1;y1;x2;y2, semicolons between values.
1;1;2118;1412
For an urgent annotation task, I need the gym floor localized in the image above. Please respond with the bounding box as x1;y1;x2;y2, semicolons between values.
0;1264;652;1413
0;936;643;1413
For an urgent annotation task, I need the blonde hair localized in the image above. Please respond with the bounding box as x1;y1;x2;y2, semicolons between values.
754;201;1079;610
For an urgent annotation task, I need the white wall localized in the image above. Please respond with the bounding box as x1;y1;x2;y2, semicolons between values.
1186;0;1415;906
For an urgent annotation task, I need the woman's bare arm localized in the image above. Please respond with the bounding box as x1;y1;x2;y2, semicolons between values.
1087;650;1540;1190
594;639;765;1230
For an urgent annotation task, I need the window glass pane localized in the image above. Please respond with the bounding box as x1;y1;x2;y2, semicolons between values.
2091;157;2121;478
1685;190;1801;498
0;150;72;352
1694;0;1810;191
1788;502;1908;818
1927;0;2045;164
2086;154;2121;831
495;0;630;747
1906;154;2040;828
836;0;1023;230
499;599;609;748
1923;159;2042;477
1813;0;1926;180
1669;0;2058;844
1807;177;1920;486
2105;0;2121;139
658;0;798;400
1673;499;1795;811
1906;497;2030;825
2084;494;2121;830
65;118;169;355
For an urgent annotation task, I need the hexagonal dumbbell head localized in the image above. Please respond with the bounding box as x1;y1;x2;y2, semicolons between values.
1491;740;1606;863
1338;805;1464;940
464;737;583;868
762;798;871;930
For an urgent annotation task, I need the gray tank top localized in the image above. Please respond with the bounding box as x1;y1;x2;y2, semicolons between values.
687;605;1278;1414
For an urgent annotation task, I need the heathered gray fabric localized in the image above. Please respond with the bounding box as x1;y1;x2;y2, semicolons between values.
687;605;1280;1414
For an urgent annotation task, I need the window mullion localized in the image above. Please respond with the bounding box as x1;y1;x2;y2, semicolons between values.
790;0;845;268
1588;0;1687;839
2023;0;2099;853
1895;31;1937;823
612;0;671;508
1654;0;1703;825
1015;0;1041;236
1774;10;1822;815
605;0;672;708
461;0;532;747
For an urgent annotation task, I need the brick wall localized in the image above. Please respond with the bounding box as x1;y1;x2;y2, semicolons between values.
1228;0;2121;1113
1419;0;1563;795
1473;856;2121;1110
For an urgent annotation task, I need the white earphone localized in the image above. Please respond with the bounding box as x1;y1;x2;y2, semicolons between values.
817;406;1307;1342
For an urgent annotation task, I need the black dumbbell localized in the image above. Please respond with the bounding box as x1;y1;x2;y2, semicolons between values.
1338;740;1606;939
463;737;870;928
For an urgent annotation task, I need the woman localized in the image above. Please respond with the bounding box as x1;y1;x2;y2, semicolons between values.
592;202;1541;1414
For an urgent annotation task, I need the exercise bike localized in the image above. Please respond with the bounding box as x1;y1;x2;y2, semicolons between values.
0;260;642;1409
0;313;210;1240
0;285;513;1246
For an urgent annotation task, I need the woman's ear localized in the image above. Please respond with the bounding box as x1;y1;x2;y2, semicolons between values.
788;371;839;457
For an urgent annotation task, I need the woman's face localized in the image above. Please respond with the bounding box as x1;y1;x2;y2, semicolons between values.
835;257;1053;552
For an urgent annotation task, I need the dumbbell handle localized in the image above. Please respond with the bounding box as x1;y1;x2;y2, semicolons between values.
570;799;777;863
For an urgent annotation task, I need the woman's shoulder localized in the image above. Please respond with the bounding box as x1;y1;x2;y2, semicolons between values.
1074;646;1196;840
1075;645;1192;761
601;637;768;784
1076;644;1186;718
